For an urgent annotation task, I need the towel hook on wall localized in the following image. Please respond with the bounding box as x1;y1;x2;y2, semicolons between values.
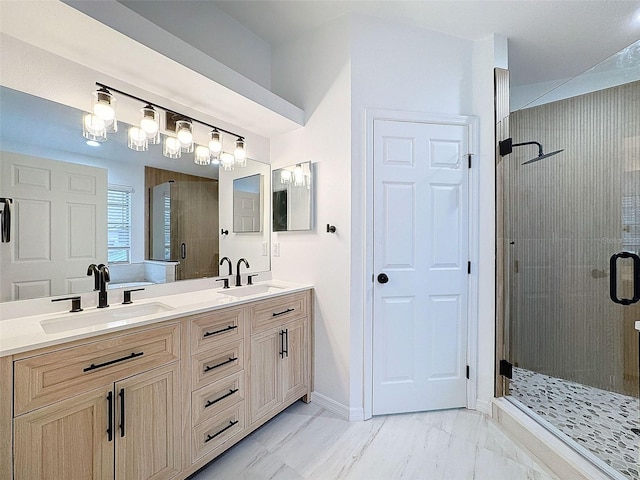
326;224;336;233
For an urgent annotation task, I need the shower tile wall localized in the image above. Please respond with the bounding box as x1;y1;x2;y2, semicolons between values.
508;80;640;395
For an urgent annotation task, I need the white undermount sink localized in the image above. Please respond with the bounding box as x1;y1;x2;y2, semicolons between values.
219;283;285;298
40;302;174;334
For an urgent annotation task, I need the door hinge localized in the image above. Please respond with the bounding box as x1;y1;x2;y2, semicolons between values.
499;359;513;379
466;365;470;379
467;261;471;274
467;154;472;168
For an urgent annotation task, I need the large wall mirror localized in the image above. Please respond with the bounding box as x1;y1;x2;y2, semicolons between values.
272;162;313;232
0;86;270;302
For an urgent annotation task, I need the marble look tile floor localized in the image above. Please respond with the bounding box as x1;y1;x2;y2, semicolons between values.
189;401;556;480
510;367;640;479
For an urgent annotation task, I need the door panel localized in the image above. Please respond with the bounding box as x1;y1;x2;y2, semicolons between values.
373;119;469;415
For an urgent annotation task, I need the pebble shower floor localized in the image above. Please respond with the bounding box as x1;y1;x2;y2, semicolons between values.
510;367;639;479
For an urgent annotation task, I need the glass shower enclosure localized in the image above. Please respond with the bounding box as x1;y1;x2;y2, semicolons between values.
501;41;640;479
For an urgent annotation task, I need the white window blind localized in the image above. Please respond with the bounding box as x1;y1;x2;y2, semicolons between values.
108;186;132;263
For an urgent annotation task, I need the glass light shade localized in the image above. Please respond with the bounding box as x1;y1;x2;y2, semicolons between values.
209;130;222;154
194;145;211;165
82;113;107;142
128;126;148;151
280;169;292;184
211;155;220;165
92;89;116;121
163;136;182;159
176;120;193;152
140;105;159;137
294;164;305;187
234;138;246;164
220;152;235;171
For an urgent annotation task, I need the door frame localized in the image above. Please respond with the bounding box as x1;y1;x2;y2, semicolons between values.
363;109;480;420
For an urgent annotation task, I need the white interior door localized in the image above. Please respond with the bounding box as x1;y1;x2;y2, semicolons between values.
372;119;469;415
0;152;107;301
233;191;261;232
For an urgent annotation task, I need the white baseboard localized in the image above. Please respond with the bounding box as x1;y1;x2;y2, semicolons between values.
475;398;492;416
311;392;362;421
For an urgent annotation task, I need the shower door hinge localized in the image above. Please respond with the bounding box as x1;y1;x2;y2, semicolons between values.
499;359;513;379
467;154;472;168
466;365;470;379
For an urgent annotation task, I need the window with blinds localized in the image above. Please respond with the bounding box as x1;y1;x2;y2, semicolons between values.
108;186;132;263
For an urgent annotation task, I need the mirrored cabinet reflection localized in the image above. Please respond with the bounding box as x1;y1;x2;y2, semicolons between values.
272;162;313;232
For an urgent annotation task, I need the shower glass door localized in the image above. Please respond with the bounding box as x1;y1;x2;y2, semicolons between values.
502;41;640;480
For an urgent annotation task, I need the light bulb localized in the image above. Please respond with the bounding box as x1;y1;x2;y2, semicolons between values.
220;152;235;171
194;145;211;165
234;138;246;161
140;105;159;136
92;88;115;121
176;120;193;146
280;169;292;184
163;136;182;159
82;113;107;142
209;130;222;154
128;126;148;151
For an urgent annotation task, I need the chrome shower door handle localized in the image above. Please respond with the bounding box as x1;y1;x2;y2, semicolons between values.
609;251;640;305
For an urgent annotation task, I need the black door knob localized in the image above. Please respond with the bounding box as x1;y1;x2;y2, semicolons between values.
377;273;389;284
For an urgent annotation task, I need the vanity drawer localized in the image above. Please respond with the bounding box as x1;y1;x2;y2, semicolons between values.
14;323;180;415
190;307;244;354
249;292;309;333
192;401;245;462
191;340;244;390
192;371;244;427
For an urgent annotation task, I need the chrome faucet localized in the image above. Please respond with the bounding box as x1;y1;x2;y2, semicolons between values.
235;258;250;287
97;264;110;308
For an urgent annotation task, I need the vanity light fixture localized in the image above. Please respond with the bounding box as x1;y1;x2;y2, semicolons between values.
127;126;148;151
82;113;107;142
163;135;182;159
293;164;305;187
280;169;292;184
91;86;117;133
194;145;211;165
84;82;248;166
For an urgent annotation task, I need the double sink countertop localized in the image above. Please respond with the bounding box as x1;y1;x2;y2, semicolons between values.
0;280;312;357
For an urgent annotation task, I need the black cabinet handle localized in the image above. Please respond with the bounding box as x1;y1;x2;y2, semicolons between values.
272;308;294;317
280;330;285;358
181;242;186;260
107;391;113;442
83;352;144;372
284;328;289;358
609;252;640;305
204;357;237;373
204;389;239;409
203;325;237;338
205;420;239;443
119;388;125;437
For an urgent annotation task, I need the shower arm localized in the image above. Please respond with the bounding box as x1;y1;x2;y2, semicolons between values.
511;141;543;157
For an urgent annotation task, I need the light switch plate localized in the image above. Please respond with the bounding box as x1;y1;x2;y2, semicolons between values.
273;243;280;257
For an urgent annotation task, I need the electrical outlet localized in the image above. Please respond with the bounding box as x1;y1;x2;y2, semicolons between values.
261;242;268;256
273;243;280;257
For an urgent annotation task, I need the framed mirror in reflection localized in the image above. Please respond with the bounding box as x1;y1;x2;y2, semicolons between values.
0;86;270;302
272;162;313;232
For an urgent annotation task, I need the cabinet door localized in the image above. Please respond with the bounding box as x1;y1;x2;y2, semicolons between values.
115;363;181;480
249;329;280;423
282;319;309;404
14;386;113;480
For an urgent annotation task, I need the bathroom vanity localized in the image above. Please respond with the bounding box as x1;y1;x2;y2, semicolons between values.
0;282;313;480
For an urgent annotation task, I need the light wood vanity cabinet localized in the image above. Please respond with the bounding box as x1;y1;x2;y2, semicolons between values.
2;289;312;480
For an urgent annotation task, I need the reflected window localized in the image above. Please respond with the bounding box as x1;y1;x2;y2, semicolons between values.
107;186;132;263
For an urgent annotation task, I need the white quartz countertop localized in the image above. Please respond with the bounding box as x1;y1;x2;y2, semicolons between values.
0;280;312;357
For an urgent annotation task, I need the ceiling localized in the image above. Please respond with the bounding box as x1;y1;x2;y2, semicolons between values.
202;0;640;87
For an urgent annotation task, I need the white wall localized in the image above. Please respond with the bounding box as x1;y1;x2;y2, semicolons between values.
272;13;502;417
271;16;353;410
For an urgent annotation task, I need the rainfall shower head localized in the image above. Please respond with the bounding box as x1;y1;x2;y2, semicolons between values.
499;138;564;165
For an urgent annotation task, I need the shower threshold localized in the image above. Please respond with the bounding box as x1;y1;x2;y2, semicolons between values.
509;367;639;479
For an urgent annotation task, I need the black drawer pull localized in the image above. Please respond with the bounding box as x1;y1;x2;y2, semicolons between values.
203;325;238;338
119;388;125;437
84;352;144;372
204;388;239;409
272;308;294;317
204;357;237;373
106;391;113;442
205;420;239;443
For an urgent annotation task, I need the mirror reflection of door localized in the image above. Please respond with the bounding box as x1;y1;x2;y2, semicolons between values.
233;174;262;233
